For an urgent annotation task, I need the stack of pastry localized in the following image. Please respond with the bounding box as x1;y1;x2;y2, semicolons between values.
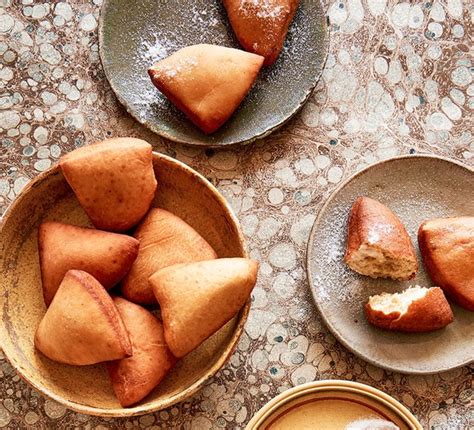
34;138;258;407
344;197;473;332
147;1;301;134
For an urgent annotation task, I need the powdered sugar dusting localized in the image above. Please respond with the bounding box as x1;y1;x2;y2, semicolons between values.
191;7;221;30
366;222;394;244
141;36;176;64
239;0;286;19
157;57;199;79
345;418;399;430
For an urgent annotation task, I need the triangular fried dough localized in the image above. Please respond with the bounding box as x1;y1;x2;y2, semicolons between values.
106;297;177;407
60;138;157;232
148;44;264;133
150;258;258;358
418;217;474;311
38;222;139;306
122;208;217;305
35;270;132;365
223;0;300;65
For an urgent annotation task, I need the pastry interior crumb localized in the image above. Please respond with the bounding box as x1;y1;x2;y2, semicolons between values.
347;244;416;280
368;286;428;315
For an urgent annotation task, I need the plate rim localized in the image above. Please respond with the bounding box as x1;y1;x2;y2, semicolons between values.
0;151;251;417
97;0;330;147
306;154;474;375
245;380;423;429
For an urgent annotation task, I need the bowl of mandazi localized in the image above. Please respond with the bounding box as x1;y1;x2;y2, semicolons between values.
0;146;250;417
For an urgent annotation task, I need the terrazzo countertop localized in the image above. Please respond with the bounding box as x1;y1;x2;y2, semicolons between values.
0;0;473;429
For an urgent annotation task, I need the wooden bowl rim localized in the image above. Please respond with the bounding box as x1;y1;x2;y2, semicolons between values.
0;151;250;417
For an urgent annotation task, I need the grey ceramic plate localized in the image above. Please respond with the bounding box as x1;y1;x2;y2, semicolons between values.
307;155;474;374
99;0;328;147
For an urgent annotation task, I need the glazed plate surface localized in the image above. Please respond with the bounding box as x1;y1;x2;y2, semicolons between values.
307;155;474;374
99;0;328;146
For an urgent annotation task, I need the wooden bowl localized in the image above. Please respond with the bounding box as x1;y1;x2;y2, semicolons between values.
0;152;249;417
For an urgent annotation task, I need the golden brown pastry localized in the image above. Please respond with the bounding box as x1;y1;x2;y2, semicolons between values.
365;286;453;332
121;208;217;305
148;44;264;133
60;138;157;232
223;0;300;65
418;217;474;311
150;258;258;358
106;297;177;407
35;270;132;365
38;221;139;306
344;197;418;280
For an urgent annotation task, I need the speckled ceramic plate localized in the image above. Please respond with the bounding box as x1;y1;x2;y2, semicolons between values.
246;380;422;430
307;155;474;374
98;0;328;147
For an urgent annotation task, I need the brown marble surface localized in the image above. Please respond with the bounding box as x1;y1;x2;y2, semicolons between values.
0;0;473;428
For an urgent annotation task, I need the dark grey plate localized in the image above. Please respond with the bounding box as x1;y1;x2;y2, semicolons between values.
307;155;474;374
99;0;328;147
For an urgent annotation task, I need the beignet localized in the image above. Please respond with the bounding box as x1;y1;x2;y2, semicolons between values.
148;44;264;133
38;222;138;306
418;217;474;311
121;208;217;305
150;258;258;358
106;297;177;407
365;286;453;332
35;270;132;365
344;197;418;280
223;0;300;65
60;138;157;232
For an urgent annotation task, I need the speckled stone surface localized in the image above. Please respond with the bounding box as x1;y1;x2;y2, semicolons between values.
0;0;473;429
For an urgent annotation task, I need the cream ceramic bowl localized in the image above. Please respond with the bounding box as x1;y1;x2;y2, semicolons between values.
0;152;249;417
246;380;422;430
